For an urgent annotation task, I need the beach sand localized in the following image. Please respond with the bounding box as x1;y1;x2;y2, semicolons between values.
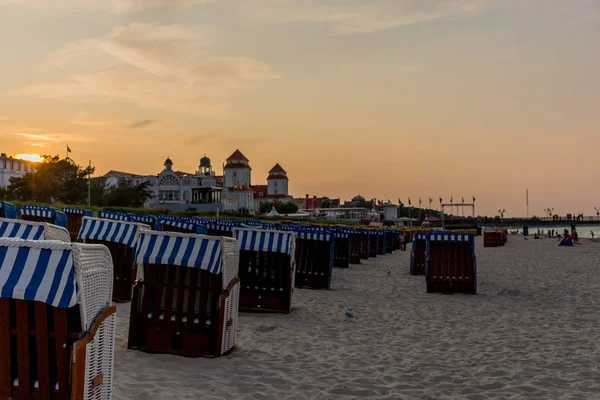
112;237;600;399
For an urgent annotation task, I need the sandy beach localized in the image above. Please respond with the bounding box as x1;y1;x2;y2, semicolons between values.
112;237;600;399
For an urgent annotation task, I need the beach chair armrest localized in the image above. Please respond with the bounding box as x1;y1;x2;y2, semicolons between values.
71;305;117;400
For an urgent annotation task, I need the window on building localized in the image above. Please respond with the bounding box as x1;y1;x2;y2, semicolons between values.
159;175;179;186
259;192;264;197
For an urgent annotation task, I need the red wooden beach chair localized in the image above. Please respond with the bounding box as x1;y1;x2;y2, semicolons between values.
359;231;370;260
62;208;93;242
349;231;361;264
426;233;477;294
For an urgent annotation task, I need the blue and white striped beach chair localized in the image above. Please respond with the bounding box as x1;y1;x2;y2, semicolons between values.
0;238;115;399
128;230;240;357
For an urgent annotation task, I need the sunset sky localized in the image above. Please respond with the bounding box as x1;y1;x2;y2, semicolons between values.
1;0;599;216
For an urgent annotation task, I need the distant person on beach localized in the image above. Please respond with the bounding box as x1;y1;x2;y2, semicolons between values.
590;231;594;239
564;228;569;239
400;235;406;251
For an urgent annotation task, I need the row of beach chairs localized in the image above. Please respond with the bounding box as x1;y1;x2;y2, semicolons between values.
0;208;405;399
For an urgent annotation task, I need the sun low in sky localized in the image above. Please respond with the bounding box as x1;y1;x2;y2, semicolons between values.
15;154;43;163
1;0;599;217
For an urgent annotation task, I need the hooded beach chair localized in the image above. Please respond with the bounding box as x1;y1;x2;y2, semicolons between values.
331;229;351;269
78;217;144;302
62;208;93;242
359;230;370;260
368;230;379;258
0;202;17;219
410;233;427;275
348;229;361;265
128;230;240;357
426;233;477;294
0;238;115;399
20;206;68;229
129;214;160;231
233;227;296;313
292;228;334;290
0;217;71;242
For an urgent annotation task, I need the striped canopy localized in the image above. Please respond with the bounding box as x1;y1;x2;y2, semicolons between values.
20;208;54;219
296;231;332;241
157;215;178;221
78;217;139;247
129;214;159;230
0;220;45;240
234;228;293;255
429;233;473;242
98;211;130;221
205;223;234;232
62;208;93;216
135;232;222;274
160;219;205;233
0;244;76;308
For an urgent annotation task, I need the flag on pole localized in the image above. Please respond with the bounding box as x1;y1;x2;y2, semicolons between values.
439;197;443;204
429;197;432;203
450;196;453;203
472;196;476;203
419;197;422;205
462;196;464;204
67;144;72;154
408;197;411;206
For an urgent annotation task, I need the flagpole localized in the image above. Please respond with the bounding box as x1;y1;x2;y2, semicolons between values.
526;188;529;218
87;160;92;207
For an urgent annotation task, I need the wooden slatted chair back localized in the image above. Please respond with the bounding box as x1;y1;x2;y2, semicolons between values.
426;233;476;294
128;231;240;357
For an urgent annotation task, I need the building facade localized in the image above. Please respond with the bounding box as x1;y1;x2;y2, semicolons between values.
253;163;293;209
103;156;223;212
0;153;37;188
101;149;292;213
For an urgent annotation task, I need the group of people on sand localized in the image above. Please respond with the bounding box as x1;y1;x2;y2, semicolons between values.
558;225;581;246
530;227;581;245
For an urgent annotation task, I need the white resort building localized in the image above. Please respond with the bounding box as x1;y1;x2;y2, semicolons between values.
102;149;292;213
104;155;223;212
0;153;37;188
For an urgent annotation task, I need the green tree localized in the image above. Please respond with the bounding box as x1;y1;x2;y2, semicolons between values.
259;200;299;215
7;155;91;204
104;180;152;208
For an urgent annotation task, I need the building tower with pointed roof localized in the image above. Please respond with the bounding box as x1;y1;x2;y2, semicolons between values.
223;149;251;188
267;163;288;196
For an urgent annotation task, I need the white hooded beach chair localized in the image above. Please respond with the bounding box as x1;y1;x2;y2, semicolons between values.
128;230;240;357
0;217;71;242
0;238;115;399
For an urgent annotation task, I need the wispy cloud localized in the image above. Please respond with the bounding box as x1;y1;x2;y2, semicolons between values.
129;119;155;129
239;0;492;34
0;0;214;14
17;133;61;142
30;143;46;147
14;132;93;143
11;23;279;116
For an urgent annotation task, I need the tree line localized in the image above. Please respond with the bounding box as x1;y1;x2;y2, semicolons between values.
0;155;152;208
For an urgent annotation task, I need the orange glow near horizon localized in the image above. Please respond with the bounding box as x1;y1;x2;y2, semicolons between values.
15;154;43;163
